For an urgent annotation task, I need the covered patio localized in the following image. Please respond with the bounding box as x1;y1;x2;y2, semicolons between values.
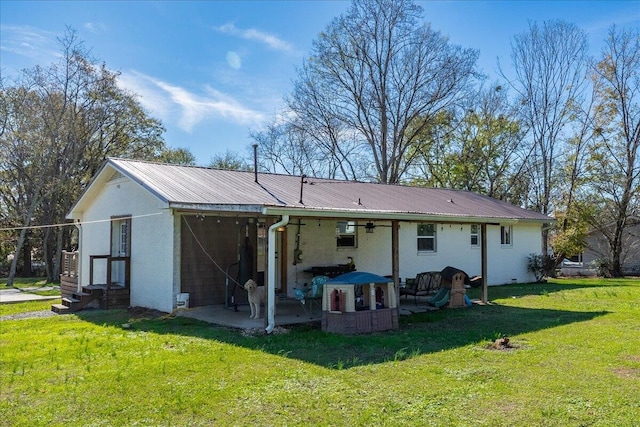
176;296;444;330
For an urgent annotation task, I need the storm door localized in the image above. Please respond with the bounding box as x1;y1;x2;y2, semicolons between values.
111;216;131;286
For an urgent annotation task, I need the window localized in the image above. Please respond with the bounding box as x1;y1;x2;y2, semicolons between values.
563;254;583;266
111;216;131;257
336;221;357;247
500;225;512;245
470;224;479;246
417;223;436;252
119;222;129;255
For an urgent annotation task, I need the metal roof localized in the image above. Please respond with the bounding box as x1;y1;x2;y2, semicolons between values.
75;157;553;223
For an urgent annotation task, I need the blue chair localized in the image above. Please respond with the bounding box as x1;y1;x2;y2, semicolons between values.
294;275;328;318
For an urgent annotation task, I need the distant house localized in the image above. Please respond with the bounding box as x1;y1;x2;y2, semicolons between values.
561;217;640;276
63;158;552;330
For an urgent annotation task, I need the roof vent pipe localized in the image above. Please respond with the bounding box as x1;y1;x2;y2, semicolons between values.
299;174;307;204
252;143;258;183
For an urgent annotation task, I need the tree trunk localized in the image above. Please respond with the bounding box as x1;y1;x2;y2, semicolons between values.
54;227;64;280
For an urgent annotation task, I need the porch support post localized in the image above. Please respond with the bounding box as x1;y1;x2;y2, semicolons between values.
481;223;488;304
391;220;400;313
266;215;289;334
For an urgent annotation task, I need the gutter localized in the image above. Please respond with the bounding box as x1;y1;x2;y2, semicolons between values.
262;207;554;225
265;214;289;334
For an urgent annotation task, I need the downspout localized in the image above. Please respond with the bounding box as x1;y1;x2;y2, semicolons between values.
265;214;289;334
75;219;82;292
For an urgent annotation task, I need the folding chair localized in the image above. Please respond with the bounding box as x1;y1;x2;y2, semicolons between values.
293;275;328;318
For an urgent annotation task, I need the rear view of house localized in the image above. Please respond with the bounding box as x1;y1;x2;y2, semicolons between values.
60;158;553;329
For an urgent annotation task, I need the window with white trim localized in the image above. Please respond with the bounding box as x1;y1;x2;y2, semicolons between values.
470;224;479;247
336;221;357;247
417;223;437;252
500;225;512;246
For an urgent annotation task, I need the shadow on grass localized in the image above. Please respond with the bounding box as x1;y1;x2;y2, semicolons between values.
75;303;608;369
466;278;631;301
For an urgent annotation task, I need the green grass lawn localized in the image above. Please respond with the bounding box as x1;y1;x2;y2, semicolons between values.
1;278;639;426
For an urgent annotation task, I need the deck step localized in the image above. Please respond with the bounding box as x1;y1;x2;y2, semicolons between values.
61;297;80;308
51;303;71;314
73;291;92;297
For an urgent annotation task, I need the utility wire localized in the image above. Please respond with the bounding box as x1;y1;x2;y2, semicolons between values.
0;212;164;232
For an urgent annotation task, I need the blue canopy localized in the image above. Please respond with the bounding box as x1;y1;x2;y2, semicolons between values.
326;271;392;285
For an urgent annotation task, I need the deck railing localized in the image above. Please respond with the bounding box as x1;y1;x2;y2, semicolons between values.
61;251;79;277
89;255;130;290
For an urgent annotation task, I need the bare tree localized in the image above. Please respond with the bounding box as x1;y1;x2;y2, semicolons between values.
585;25;640;277
504;20;590;255
268;0;479;183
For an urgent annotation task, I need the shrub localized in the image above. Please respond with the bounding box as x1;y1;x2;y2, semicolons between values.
527;253;546;282
591;258;613;278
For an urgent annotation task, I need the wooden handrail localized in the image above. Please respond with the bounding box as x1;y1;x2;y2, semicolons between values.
61;251;79;277
89;255;130;289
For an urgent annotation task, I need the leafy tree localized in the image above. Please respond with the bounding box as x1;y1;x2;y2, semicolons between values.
156;147;197;165
585;25;640;277
409;84;528;203
209;149;250;171
0;28;170;284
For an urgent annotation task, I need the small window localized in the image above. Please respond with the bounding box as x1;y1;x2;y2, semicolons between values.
417;223;436;252
119;222;128;255
336;221;357;247
501;225;512;246
470;224;479;246
564;254;583;266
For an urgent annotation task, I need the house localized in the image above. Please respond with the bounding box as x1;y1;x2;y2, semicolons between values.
561;218;640;276
61;158;553;332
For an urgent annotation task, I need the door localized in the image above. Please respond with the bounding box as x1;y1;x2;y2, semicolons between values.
111;217;131;286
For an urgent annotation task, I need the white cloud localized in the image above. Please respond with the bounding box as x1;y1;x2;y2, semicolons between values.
118;70;265;132
226;51;242;69
0;25;57;60
215;22;293;53
83;22;106;34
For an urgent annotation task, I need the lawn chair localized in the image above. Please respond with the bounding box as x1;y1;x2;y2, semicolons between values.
400;272;433;305
294;275;328;318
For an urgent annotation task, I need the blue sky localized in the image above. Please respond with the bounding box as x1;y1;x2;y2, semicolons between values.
1;1;638;165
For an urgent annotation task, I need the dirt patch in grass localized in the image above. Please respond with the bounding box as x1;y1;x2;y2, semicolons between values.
242;326;291;337
612;368;639;379
485;337;524;351
127;306;167;319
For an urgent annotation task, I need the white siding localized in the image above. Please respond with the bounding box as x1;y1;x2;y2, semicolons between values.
399;222;482;281
485;223;541;285
78;176;175;312
283;219;542;295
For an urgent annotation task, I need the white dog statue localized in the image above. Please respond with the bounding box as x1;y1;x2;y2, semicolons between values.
243;279;265;319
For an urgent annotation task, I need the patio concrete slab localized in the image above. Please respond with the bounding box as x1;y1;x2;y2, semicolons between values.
177;297;444;330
